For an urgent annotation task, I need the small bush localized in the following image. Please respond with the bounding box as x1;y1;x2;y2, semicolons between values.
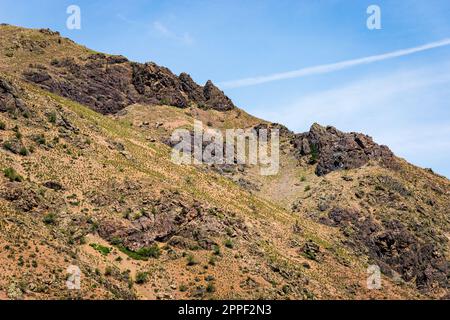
33;134;46;145
136;244;161;259
135;271;149;284
209;256;217;266
300;176;306;182
212;245;221;256
186;253;198;266
43;213;56;225
2;141;13;152
48;111;57;124
304;185;311;192
179;284;188;292
116;243;160;261
104;266;113;276
159;98;170;105
0;121;5;130
224;239;234;249
19;147;29;156
206;282;216;293
3;167;23;182
309;144;319;164
89;243;111;256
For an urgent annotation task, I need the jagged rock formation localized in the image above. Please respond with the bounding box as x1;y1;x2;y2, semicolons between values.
0;78;27;113
293;123;394;176
22;53;234;114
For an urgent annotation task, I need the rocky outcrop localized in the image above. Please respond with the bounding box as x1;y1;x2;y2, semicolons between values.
202;80;235;111
97;192;246;252
293;123;394;176
22;53;235;114
0;78;27;113
326;207;449;292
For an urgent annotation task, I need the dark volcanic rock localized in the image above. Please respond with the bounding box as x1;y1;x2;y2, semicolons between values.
203;80;234;111
22;53;235;114
98;192;246;252
0;78;27;113
327;207;449;292
293;123;394;176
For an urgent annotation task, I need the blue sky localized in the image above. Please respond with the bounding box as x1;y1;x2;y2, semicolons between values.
1;0;450;177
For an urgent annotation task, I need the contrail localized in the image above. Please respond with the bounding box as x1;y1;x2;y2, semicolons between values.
219;38;450;89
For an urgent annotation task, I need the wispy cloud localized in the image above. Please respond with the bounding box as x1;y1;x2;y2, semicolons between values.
153;21;194;46
116;14;194;46
220;38;450;88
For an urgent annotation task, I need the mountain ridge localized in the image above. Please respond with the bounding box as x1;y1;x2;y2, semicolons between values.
0;24;449;300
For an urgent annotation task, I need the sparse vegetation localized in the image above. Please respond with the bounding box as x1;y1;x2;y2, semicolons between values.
104;266;113;276
19;147;29;156
3;167;23;182
135;271;149;284
48;111;57;123
115;243;160;260
309;144;319;164
206;282;216;293
43;213;56;225
212;245;221;256
224;239;234;249
186;253;198;266
0;24;447;301
179;283;188;292
89;243;111;256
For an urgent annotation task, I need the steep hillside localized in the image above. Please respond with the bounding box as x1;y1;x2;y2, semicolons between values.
0;24;448;300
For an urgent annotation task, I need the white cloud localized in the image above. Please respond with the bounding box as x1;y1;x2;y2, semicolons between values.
153;21;194;46
220;38;450;88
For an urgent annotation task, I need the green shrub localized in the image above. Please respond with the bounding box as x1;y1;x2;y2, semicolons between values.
135;271;149;284
48;111;57;124
309;144;319;164
2;141;13;152
136;244;161;259
89;243;111;256
212;245;221;256
116;243;160;261
206;282;216;293
186;253;198;266
224;239;234;249
43;213;56;225
19;147;29;156
33;134;46;145
179;284;188;292
159;98;170;105
0;121;5;130
3;167;23;182
208;256;217;266
104;266;113;276
304;185;311;192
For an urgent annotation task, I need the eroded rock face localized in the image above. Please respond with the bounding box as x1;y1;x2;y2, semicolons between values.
22;53;235;114
202;80;235;111
293;123;394;176
97;192;246;252
0;78;27;113
327;207;449;292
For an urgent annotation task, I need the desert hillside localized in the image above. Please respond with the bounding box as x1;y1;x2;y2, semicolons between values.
0;25;448;300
